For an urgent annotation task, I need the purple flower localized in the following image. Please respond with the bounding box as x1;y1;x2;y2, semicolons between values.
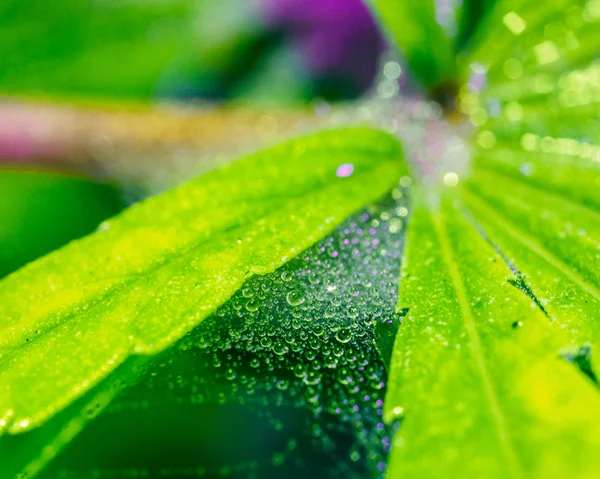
260;0;385;95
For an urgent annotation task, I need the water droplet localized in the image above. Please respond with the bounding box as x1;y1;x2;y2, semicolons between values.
286;290;305;307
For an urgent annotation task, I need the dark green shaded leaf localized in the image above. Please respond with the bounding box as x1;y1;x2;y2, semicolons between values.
455;0;497;51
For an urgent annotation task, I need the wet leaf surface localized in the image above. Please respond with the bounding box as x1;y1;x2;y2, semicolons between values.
385;189;600;478
0;127;405;438
1;187;411;479
384;1;600;477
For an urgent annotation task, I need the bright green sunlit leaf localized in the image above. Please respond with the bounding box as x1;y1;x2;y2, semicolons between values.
385;188;600;479
384;1;600;477
0;127;406;437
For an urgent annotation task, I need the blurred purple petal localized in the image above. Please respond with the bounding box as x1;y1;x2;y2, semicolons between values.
260;0;385;93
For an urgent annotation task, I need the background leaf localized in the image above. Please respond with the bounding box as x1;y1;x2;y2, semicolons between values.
366;0;457;89
0;169;123;277
455;0;497;51
0;0;200;101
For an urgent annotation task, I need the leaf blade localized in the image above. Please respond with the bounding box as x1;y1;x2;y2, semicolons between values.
385;188;600;478
0;127;406;435
462;171;600;368
383;1;600;476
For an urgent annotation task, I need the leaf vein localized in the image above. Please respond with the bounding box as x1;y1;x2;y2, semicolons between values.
431;209;524;479
463;188;600;303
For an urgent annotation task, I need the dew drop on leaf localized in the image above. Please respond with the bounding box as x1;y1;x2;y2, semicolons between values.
286;290;305;307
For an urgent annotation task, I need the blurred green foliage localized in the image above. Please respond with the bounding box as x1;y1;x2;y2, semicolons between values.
0;169;124;277
367;0;496;88
0;0;197;100
0;0;382;104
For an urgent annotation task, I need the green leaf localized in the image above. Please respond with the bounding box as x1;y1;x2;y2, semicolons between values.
0;127;406;436
383;1;600;477
0;169;124;278
365;0;496;88
458;0;600;367
0;357;138;479
463;167;600;363
461;0;600;83
366;0;457;88
458;0;600;120
1;186;409;479
385;188;600;478
0;0;274;103
455;0;498;51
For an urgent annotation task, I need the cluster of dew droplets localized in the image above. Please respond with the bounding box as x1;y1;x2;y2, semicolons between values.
166;188;407;478
43;187;410;479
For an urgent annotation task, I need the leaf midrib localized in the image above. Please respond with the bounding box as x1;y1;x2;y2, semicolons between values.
431;207;524;479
